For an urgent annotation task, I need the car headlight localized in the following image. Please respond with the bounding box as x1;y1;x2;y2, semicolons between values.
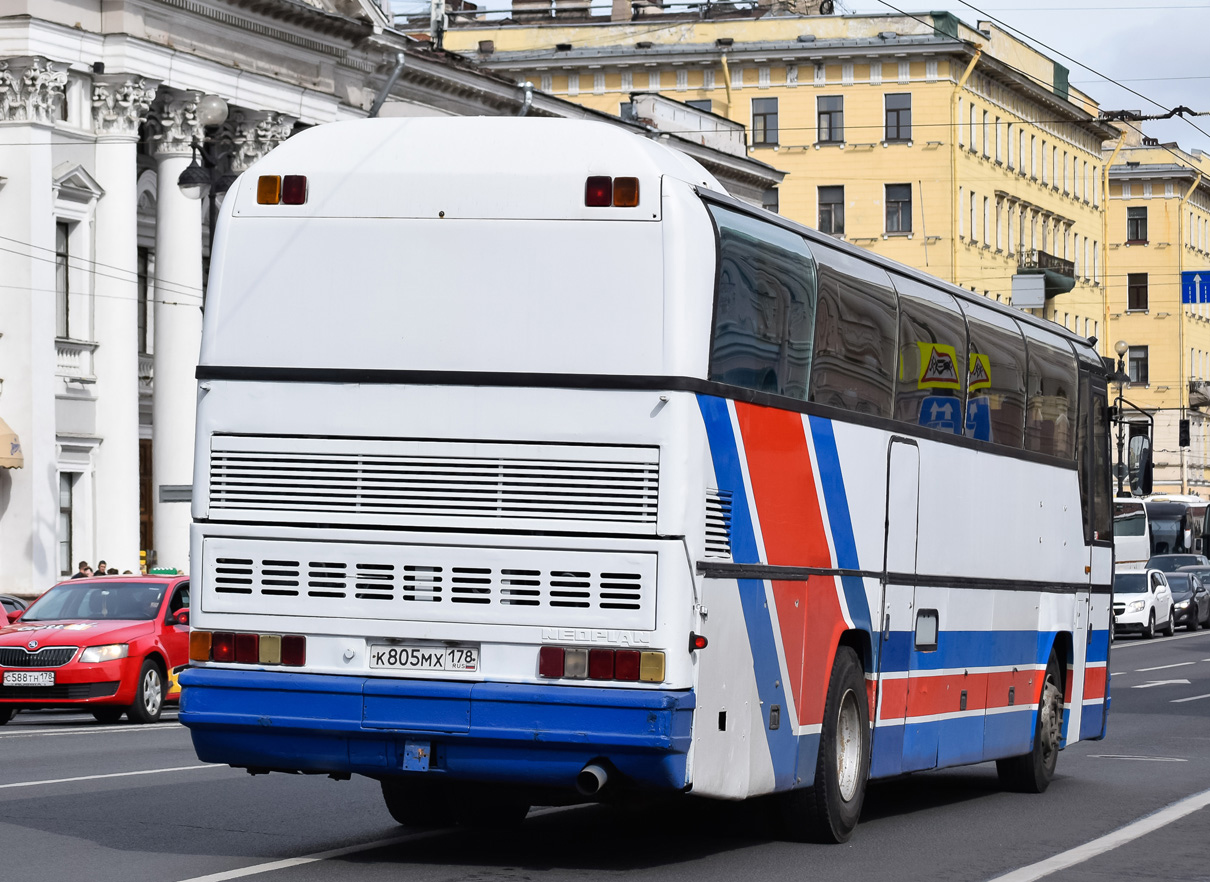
1176;600;1190;609
79;644;129;664
1128;600;1146;612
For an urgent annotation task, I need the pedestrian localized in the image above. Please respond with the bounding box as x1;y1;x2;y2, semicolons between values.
70;561;90;579
107;568;118;575
96;560;108;576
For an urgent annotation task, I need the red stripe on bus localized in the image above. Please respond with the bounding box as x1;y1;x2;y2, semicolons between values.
1083;666;1107;700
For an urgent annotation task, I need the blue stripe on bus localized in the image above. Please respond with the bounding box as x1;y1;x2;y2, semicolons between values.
879;629;1058;672
1086;628;1110;663
806;416;874;658
697;394;800;789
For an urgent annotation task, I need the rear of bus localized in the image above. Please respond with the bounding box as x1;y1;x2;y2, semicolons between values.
180;119;726;811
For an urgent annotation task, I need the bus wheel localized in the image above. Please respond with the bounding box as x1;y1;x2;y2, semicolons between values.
380;777;455;828
997;651;1063;793
450;785;530;829
780;646;869;843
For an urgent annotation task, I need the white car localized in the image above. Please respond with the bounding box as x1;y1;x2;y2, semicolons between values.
1114;568;1176;639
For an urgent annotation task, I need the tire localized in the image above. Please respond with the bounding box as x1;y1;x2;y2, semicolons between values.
126;659;165;724
1163;607;1176;637
779;646;870;843
1142;611;1155;640
380;777;456;828
997;650;1063;793
448;784;530;829
92;708;124;724
0;707;14;726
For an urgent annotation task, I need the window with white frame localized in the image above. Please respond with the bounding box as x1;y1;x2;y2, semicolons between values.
55;221;70;338
885;183;912;233
58;473;74;577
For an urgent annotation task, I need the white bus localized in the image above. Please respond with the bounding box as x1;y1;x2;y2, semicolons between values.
180;118;1114;843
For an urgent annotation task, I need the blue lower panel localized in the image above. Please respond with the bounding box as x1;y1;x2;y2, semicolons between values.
982;708;1036;760
1080;702;1107;741
180;669;694;792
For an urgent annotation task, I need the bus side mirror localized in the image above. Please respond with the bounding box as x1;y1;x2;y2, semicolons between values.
1129;436;1153;496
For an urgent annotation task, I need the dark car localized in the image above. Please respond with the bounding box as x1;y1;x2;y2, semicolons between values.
1145;553;1210;573
0;576;190;725
0;596;27;619
1163;572;1210;631
1175;566;1210;629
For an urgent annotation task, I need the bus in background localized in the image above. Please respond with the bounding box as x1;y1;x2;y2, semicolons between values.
1114;496;1207;571
179;118;1114;844
1113;500;1150;571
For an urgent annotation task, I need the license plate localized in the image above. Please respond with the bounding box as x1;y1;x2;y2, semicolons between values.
368;644;479;673
3;671;54;687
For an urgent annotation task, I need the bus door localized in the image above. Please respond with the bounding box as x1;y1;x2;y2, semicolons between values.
871;438;919;778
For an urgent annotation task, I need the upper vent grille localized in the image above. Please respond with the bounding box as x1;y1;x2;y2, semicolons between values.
208;436;659;532
705;489;733;559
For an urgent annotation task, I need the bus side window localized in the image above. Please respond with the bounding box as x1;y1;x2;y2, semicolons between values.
706;206;818;400
808;242;898;417
889;274;968;435
1090;384;1113;541
1020;323;1079;459
962;302;1027;448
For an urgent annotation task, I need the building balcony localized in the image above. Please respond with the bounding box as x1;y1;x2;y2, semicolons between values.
1191;379;1210;409
1016;248;1076;298
55;338;97;385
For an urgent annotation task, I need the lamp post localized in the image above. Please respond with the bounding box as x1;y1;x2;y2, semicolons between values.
176;94;237;258
1115;339;1130;496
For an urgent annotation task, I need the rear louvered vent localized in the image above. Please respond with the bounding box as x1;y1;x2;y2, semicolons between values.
705;489;733;559
203;538;657;630
207;436;659;532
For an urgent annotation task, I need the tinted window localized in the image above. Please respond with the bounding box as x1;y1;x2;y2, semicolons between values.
1022;326;1078;458
891;275;967;434
1115;573;1146;593
1114;503;1146;536
808;243;898;417
1090;378;1113;540
962;301;1027;447
23;582;167;621
708;206;818;399
1167;574;1193;597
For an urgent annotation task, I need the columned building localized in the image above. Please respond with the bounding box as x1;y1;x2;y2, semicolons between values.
0;0;782;595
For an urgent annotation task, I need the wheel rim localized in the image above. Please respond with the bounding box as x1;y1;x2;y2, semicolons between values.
835;687;862;802
142;669;162;716
1038;672;1062;769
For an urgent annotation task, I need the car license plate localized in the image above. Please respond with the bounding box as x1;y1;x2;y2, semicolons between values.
368;644;479;673
3;670;54;687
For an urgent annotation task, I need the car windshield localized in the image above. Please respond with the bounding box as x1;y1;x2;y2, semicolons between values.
1114;503;1146;537
1115;573;1147;594
1166;574;1193;598
1149;516;1185;555
1147;555;1202;572
22;582;167;622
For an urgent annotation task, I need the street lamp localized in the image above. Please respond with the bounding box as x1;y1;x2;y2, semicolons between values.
1115;339;1130;496
176;95;237;253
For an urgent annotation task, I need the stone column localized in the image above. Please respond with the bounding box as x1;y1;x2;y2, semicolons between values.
0;57;67;593
90;74;159;574
150;90;205;573
226;109;297;173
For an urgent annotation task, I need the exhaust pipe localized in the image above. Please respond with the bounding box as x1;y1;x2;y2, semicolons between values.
576;762;609;796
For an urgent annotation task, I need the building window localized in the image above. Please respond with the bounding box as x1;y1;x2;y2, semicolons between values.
884;93;911;141
762;188;779;214
982;110;989;157
1128;273;1148;310
752;97;778;145
55;221;69;338
886;183;912;233
995;116;1002;162
1127;206;1148;243
817;95;843;144
1128;346;1149;385
969;103;977;153
58;473;74;577
818;185;844;234
686;99;713;112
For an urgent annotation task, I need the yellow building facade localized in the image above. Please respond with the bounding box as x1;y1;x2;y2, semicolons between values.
445;11;1117;338
1105;133;1210;493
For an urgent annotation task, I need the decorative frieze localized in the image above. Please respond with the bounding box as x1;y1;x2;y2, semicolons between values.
92;74;160;138
226;109;298;172
0;56;68;124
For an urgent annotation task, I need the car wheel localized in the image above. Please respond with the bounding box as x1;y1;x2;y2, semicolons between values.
380;777;456;828
1163;607;1176;637
92;708;124;724
0;707;14;726
997;650;1063;793
779;646;870;843
1142;611;1155;639
126;659;165;724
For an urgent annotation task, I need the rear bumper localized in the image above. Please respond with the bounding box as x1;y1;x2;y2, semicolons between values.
179;668;694;792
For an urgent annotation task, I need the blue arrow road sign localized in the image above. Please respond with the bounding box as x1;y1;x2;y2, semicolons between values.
1182;270;1210;304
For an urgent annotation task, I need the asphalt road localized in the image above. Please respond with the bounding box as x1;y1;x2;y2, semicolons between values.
0;631;1207;882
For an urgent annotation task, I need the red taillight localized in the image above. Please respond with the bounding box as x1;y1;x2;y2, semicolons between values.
614;650;641;681
234;633;259;664
282;174;307;205
585;176;612;207
588;649;615;680
690;632;709;651
212;632;235;663
281;635;307;666
538;646;565;678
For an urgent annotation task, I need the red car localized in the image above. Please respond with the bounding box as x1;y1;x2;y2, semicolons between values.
0;575;190;725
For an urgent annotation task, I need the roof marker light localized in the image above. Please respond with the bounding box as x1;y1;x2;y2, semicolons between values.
585;176;612;207
613;177;640;207
256;175;281;204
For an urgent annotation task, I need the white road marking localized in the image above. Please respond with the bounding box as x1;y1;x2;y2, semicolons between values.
984;786;1210;882
0;722;183;739
0;764;227;790
1132;679;1191;689
1172;693;1210;703
1113;630;1210;648
1088;755;1188;762
1136;661;1197;672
